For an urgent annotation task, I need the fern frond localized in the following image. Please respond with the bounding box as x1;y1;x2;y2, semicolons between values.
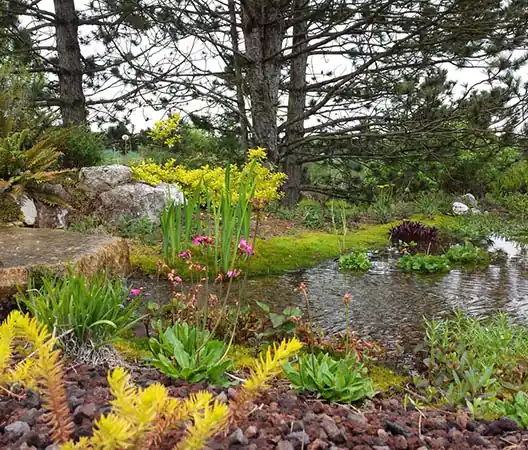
90;413;135;450
233;338;302;414
36;344;74;443
177;399;229;450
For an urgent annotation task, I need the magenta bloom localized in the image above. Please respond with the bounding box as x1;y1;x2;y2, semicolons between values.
226;269;241;279
214;273;223;283
192;235;214;246
168;271;182;284
130;288;142;297
179;250;192;260
238;239;254;255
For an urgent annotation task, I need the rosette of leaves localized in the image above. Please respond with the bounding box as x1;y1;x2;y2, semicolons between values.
389;221;438;252
148;322;232;385
284;353;376;403
339;250;372;271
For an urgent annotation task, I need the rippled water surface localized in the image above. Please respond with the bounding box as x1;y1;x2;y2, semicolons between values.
137;237;528;349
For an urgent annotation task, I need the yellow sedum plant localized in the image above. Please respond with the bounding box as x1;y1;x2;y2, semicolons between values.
130;147;287;204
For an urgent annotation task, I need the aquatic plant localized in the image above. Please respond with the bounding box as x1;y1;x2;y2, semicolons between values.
397;253;450;273
339;249;372;271
284;352;376;403
389;221;438;251
421;311;528;405
18;269;142;350
444;242;490;266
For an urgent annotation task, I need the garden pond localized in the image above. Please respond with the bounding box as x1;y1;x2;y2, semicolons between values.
135;235;528;352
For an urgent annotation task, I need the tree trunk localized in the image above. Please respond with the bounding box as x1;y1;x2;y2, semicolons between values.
241;0;285;164
228;0;249;153
53;0;86;125
282;0;308;206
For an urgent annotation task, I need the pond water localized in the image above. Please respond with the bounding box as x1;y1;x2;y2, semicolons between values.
136;236;528;351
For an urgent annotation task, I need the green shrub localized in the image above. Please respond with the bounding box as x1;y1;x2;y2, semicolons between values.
148;322;232;385
113;215;158;244
297;199;326;229
444;242;490;266
397;254;450;273
45;125;105;168
18;270;141;348
422;311;528;405
284;353;376;403
339;250;372;271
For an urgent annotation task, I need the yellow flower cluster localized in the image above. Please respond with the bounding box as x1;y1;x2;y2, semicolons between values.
130;148;287;203
148;114;182;148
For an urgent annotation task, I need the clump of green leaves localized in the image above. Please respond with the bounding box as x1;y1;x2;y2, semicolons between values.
421;311;528;406
339;250;372;271
397;254;450;273
444;242;490;266
256;302;303;339
18;270;141;348
470;392;528;428
284;353;376;403
148;322;233;385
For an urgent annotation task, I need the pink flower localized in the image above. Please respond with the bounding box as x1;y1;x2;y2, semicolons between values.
238;239;254;255
192;235;214;246
343;293;352;305
215;273;223;283
130;288;142;297
226;269;241;279
179;250;192;260
168;271;182;284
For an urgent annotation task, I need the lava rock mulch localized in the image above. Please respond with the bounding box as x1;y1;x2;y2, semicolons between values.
0;364;526;450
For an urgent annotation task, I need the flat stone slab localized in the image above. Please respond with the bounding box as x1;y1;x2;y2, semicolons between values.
0;228;130;297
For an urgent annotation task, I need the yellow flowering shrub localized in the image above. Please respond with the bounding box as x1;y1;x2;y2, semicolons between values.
148;114;182;148
130;147;287;203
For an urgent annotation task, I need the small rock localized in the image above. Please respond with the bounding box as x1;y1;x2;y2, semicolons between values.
216;392;227;404
276;440;295;450
308;439;329;450
45;446;60;450
5;421;31;438
452;201;469;215
21;390;41;409
73;402;99;423
20;408;40;426
373;446;390;450
26;430;51;448
384;420;414;437
229;427;248;445
227;387;238;400
18;444;37;450
303;411;318;423
486;417;519;435
247;445;258;450
278;393;298;409
320;414;345;443
377;429;390;440
312;400;325;414
291;420;304;432
286;431;310;448
393;435;408;450
19;195;37;226
461;193;477;207
245;425;258;438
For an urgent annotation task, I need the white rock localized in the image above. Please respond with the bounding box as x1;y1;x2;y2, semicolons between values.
79;165;131;195
452;201;469;215
471;208;482;215
19;195;37;225
461;193;477;207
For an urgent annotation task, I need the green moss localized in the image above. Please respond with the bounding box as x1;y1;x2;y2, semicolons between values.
0;193;22;224
132;214;456;278
113;339;151;362
368;363;408;392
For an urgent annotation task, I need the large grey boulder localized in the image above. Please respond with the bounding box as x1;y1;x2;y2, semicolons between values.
461;193;477;207
99;182;183;224
79;165;131;195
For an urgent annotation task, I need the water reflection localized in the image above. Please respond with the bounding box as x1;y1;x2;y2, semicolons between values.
136;237;528;350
